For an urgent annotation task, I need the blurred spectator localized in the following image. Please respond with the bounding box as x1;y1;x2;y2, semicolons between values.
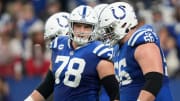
143;0;161;9
9;0;24;23
60;0;69;11
0;0;179;100
18;2;44;47
31;0;46;18
0;18;23;79
171;0;180;6
137;16;146;28
24;27;50;77
0;1;24;81
158;27;175;57
44;0;62;21
166;3;180;78
136;1;153;24
9;30;24;80
25;45;50;77
0;77;10;101
151;9;165;33
0;0;11;33
0;31;14;77
158;26;180;78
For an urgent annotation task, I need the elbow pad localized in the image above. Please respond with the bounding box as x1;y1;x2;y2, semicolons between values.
36;70;55;99
142;72;163;97
101;74;120;101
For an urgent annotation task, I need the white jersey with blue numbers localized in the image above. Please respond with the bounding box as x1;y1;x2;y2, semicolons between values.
113;25;173;101
50;36;113;101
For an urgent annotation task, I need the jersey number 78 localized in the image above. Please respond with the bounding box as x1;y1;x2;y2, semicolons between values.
54;56;86;88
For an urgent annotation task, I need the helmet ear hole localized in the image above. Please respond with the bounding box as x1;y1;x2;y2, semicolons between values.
125;28;129;33
121;23;127;28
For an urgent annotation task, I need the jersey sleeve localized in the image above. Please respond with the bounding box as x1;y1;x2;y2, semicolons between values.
127;28;159;47
92;43;113;60
49;37;59;50
49;36;67;50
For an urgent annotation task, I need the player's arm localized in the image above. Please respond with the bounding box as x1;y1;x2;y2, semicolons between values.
97;60;120;101
25;90;45;101
25;64;54;101
135;43;163;101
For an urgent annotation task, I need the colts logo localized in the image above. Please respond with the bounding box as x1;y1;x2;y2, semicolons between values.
62;15;68;19
56;17;69;28
111;5;126;20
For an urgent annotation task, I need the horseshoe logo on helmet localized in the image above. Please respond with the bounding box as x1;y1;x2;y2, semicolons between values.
56;18;69;28
111;5;126;20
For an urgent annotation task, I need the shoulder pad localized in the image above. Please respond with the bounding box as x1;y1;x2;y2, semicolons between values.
92;42;113;60
49;36;68;50
49;37;59;49
128;28;159;47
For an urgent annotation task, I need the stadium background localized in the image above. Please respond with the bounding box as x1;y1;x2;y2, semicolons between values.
0;0;180;101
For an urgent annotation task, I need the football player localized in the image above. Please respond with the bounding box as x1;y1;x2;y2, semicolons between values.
44;12;69;47
93;3;109;41
25;5;119;101
98;2;173;101
25;12;70;101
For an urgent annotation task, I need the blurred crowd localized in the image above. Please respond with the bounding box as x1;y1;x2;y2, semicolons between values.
0;0;180;100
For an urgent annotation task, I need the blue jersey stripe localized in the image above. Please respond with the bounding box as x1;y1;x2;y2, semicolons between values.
128;30;144;46
97;48;113;59
49;37;59;49
93;44;105;53
129;31;146;46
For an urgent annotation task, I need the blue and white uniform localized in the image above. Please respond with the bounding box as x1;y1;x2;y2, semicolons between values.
114;25;173;101
100;25;173;101
50;36;113;101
